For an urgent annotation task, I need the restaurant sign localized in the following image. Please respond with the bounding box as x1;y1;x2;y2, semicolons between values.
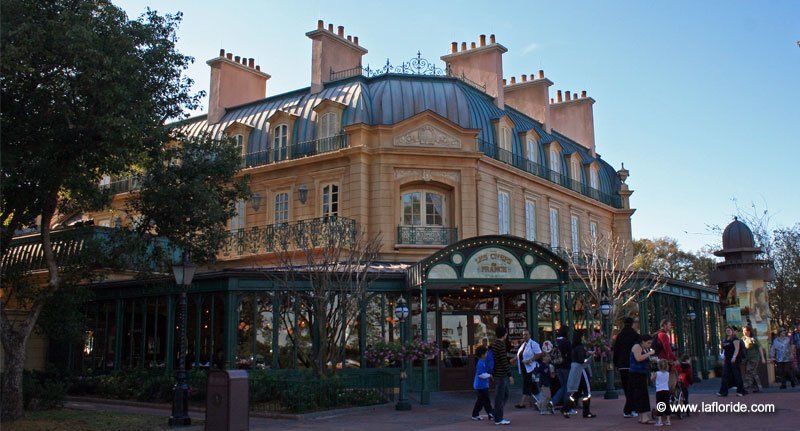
463;247;524;279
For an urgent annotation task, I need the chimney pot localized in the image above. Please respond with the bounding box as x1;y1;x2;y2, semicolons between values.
256;65;261;71
521;74;527;82
581;90;587;98
234;55;241;63
538;69;544;79
565;91;571;101
219;48;225;57
451;42;457;53
328;23;334;32
550;98;555;104
248;58;255;68
489;34;496;44
354;36;359;45
461;42;467;51
503;78;507;86
480;34;486;46
470;42;476;49
510;76;516;84
347;35;352;42
557;90;563;102
337;26;344;37
226;53;233;60
317;19;324;29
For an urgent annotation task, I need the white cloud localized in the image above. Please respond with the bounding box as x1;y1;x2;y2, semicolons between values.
522;42;539;54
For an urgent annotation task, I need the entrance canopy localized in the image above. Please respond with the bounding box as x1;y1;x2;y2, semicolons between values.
407;235;570;291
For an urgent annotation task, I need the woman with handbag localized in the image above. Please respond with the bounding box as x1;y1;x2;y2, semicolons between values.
514;329;542;409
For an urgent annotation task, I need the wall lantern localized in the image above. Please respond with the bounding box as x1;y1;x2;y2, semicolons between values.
250;192;262;211
298;184;309;204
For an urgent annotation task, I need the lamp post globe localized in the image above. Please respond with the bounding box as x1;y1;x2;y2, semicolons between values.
394;297;412;411
169;254;196;427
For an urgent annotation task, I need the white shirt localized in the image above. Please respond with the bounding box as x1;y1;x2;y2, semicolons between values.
655;370;670;391
517;339;543;373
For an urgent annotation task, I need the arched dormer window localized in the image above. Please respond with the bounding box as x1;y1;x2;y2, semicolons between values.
234;134;244;155
571;159;581;183
319;112;338;139
526;138;537;165
273;124;288;161
590;167;599;190
549;147;561;182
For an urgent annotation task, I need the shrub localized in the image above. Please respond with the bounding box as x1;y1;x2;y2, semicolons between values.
23;370;67;410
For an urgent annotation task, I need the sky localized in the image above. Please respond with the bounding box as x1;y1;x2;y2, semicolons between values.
116;0;800;253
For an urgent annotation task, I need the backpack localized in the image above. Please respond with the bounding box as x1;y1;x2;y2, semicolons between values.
651;333;663;356
485;349;495;373
550;340;565;365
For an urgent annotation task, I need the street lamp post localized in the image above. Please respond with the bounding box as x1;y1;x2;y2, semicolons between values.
394;297;411;411
686;307;701;381
169;254;196;427
599;296;618;399
457;321;464;356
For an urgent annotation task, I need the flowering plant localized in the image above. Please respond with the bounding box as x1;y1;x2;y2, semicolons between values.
364;338;438;367
587;329;612;360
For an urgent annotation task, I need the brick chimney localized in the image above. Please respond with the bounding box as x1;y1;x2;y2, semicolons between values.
306;20;368;94
206;49;270;124
550;90;596;156
441;34;507;109
504;69;553;131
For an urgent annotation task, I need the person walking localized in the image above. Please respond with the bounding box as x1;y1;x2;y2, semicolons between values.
491;326;514;425
471;346;494;421
534;353;556;415
718;325;746;396
630;334;656;424
741;325;765;393
561;329;596;419
550;325;572;410
514;329;542;409
653;359;672;427
612;317;641;418
792;322;800;374
770;327;798;389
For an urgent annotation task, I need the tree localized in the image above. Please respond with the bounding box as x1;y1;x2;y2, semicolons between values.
263;218;382;375
570;235;664;327
769;225;800;328
633;237;716;285
1;0;201;420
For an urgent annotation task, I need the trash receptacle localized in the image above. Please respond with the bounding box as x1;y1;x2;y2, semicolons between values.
205;370;249;431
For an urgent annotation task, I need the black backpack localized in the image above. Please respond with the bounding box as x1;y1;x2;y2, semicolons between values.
651;333;663;356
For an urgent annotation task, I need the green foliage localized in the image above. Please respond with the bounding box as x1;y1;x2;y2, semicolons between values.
633;237;716;285
68;369;208;403
771;225;800;328
22;369;67;410
128;135;249;264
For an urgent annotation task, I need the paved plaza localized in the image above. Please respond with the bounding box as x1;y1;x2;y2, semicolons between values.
65;379;800;431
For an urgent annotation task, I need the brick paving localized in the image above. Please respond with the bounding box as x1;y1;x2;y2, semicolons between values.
64;380;800;431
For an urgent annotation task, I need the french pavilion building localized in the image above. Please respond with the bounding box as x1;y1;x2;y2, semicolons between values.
5;21;722;394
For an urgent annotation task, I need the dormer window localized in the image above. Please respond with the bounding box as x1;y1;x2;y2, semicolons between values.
234;134;245;155
319;112;338;139
273;124;288;161
549;147;560;182
590;168;599;190
526;139;537;165
498;126;513;163
571;159;581;183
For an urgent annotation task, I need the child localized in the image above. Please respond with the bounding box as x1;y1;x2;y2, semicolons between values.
678;354;694;413
652;359;672;426
471;345;494;421
534;354;556;414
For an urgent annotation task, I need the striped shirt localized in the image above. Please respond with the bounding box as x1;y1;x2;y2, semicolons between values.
491;339;510;378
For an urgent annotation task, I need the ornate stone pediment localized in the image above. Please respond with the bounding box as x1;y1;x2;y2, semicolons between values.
395;169;460;183
393;125;461;148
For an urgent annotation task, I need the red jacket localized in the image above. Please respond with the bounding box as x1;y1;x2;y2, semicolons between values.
656;330;676;361
678;362;693;386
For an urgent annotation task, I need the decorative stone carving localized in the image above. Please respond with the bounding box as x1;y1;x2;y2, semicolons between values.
394;169;461;182
393;125;461;148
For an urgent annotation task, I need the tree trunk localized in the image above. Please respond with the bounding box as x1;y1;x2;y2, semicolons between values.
1;327;29;421
314;298;328;376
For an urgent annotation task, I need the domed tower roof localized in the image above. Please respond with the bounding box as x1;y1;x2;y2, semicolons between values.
721;217;756;250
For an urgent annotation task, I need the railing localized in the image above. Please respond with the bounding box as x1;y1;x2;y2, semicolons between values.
240;133;348;169
329;53;487;92
478;139;623;208
220;216;357;257
396;226;458;246
100;176;141;194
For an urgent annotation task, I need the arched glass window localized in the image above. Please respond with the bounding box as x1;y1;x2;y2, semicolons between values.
401;191;444;226
319;112;338;139
273;124;288;161
571;159;581;182
549;148;560;182
498;127;513;163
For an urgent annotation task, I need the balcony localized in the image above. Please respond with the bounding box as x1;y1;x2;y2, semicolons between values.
220;216;357;257
396;226;458;246
240;133;348;169
477;139;623;208
100;176;141;194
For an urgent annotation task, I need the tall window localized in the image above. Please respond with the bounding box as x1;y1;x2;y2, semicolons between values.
525;200;536;241
571;215;580;252
273;124;288;161
498;191;510;235
230;199;246;230
590;168;599;190
319;112;338;139
549;208;559;247
590;221;598;241
571;160;581;182
274;193;289;224
549;148;560;182
499;127;512;163
401;191;444;226
322;184;339;218
233;134;245;155
526;139;537;167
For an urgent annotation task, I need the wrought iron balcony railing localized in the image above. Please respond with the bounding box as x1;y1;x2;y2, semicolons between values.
220;216;357;257
240;133;348;169
100;176;141;194
396;226;458;246
477;139;623;208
